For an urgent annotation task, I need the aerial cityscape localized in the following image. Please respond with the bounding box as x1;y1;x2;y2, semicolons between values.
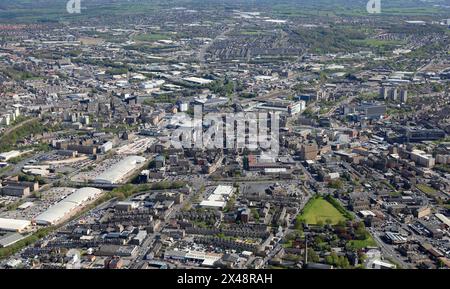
0;0;449;272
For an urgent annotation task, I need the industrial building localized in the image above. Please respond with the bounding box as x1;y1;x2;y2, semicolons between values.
1;185;31;197
0;218;31;232
164;249;222;267
34;187;103;225
94;156;146;184
384;232;408;244
200;185;234;209
256;100;305;116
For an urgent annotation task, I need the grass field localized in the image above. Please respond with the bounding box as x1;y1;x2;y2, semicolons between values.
416;184;438;196
350;39;404;48
347;236;377;250
298;197;347;225
133;33;171;42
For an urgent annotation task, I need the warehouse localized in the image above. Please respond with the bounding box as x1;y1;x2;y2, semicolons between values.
34;187;102;225
94;156;146;184
0;217;31;232
1;185;31;197
63;187;103;205
384;232;408;244
199;185;234;210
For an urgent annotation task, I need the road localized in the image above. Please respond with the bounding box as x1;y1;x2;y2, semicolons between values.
369;229;410;269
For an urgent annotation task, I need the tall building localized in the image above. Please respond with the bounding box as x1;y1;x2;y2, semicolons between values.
400;90;408;103
379;87;388;99
390;88;398;101
300;142;319;160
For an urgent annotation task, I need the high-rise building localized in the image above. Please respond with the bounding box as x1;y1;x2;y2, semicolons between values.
390;88;398;101
400;90;408;103
379;87;388;99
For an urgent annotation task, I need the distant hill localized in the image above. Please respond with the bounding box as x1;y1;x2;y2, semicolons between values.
0;0;448;23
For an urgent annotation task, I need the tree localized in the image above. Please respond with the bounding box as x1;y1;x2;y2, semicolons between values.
307;248;319;263
251;208;260;220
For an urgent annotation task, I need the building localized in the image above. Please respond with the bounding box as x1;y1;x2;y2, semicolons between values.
1;185;31;197
0;150;21;161
94;156;146;184
435;213;450;228
154;155;166;169
406;129;446;143
379;87;388;99
0;218;31;233
104;256;123;269
3;181;39;192
67;144;97;155
34;187;102;225
200;185;234;210
183;77;213;85
410;150;435;168
99;141;113;153
390;88;398;101
256;100;305;116
413;207;431;218
384;232;408;244
115;201;139;212
300;143;319;161
360;104;387;120
400;90;408;103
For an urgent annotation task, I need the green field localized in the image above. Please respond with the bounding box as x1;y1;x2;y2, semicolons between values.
351;39;404;48
416;184;438;196
346;236;377;250
298;197;347;225
133;33;171;42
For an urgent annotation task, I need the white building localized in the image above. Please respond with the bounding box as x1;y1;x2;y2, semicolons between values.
139;79;165;89
34;187;102;225
0;218;31;232
410;149;435;168
100;141;113;153
94;156;146;184
0;150;22;161
200;185;234;209
183;77;213;85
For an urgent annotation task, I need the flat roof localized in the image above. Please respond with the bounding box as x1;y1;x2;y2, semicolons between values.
34;187;102;225
435;214;450;227
199;200;226;208
94;156;146;184
0;218;31;232
213;185;234;196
